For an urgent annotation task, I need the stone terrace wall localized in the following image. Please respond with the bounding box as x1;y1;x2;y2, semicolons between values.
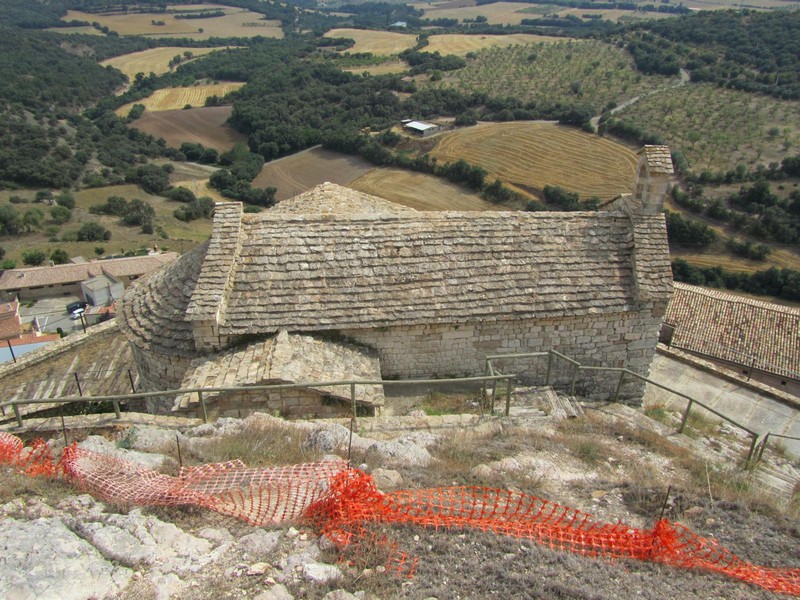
343;307;663;403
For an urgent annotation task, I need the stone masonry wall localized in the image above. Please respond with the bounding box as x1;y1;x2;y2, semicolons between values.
193;388;353;420
343;308;664;403
129;345;196;414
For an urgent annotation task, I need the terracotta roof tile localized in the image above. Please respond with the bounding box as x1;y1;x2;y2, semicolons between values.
665;282;799;379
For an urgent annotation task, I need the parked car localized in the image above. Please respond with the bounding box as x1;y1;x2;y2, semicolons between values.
66;301;87;314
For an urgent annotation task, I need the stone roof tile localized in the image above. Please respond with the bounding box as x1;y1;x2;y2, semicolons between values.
640;145;674;175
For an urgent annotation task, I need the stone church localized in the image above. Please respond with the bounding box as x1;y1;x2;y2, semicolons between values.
118;146;674;417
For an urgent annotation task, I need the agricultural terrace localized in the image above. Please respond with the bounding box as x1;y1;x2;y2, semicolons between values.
349;168;498;211
128;106;247;151
100;47;234;81
429;122;637;200
435;41;675;117
61;6;282;40
411;1;542;25
323;29;416;55
252;147;375;202
610;83;800;174
424;33;566;56
115;82;245;115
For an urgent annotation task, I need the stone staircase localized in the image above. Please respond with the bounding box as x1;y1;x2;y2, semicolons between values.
506;386;584;420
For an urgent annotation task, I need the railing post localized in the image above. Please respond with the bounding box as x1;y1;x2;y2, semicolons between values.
73;373;83;397
746;433;759;464
570;363;579;396
757;433;771;462
127;369;136;393
545;352;553;386
198;390;208;423
678;399;693;434
491;378;498;415
614;370;626;402
504;376;512;417
12;403;22;428
112;398;121;419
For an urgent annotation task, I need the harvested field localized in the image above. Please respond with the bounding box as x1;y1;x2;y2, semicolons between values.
425;33;566;55
253;147;375;202
323;28;416;55
61;6;282;40
410;2;538;25
100;46;234;81
115;82;244;115
350;168;498;211
429;122;637;200
127;106;246;151
47;25;103;35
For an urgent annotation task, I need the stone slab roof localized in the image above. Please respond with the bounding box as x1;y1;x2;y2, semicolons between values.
271;181;417;218
665;282;800;380
639;145;673;175
118;243;208;357
218;206;656;335
631;216;673;301
0;253;178;291
175;330;384;410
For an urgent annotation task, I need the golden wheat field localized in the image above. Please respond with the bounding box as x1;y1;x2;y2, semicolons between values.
430;122;637;200
101;47;234;81
410;2;536;25
62;5;282;40
115;83;245;115
425;34;567;55
350;168;500;211
323;28;416;55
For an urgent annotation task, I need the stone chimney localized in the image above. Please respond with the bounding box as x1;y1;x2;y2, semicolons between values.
632;145;673;215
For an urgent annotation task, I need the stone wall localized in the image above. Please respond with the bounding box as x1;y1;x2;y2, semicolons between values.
192;387;354;420
343;307;664;402
128;345;196;414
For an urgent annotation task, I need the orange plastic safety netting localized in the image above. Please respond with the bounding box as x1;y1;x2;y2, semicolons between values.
1;432;798;596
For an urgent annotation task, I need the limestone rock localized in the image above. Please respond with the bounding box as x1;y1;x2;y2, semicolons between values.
302;562;342;583
239;530;282;557
254;583;295;600
78;435;167;470
0;517;132;600
372;468;403;490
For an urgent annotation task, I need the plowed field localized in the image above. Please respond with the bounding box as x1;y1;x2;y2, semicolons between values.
115;83;244;115
323;28;416;55
350;168;498;211
429;122;637;200
127;106;246;151
253;147;375;201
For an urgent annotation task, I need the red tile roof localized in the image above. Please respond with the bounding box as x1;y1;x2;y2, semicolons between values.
665;282;800;380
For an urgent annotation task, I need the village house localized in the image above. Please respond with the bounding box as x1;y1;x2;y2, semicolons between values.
0;253;178;303
118;146;674;418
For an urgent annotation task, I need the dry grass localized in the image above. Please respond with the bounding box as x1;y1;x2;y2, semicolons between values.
183;419;322;467
349;167;499;210
323;28;416;55
128;106;247;151
429;122;637;200
115;82;245;115
424;33;567;56
62;6;282;41
101;46;235;82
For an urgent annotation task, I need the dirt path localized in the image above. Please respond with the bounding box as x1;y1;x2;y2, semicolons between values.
591;69;690;130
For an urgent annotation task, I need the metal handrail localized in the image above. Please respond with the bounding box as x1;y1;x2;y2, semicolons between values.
485;349;769;463
1;373;516;429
